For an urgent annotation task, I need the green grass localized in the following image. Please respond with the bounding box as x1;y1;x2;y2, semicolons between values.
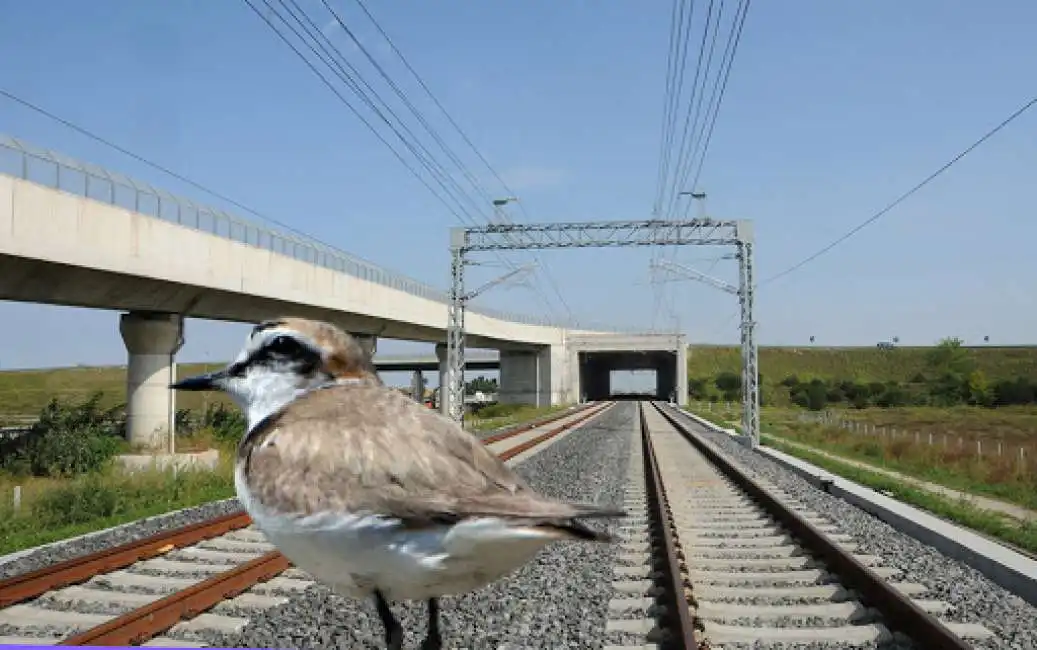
0;362;230;422
761;434;1037;555
687;344;1037;385
465;403;572;432
0;448;237;555
4;344;1034;421
759;406;1037;511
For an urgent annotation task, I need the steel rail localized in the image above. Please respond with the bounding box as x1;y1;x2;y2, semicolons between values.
54;401;616;646
651;402;971;650
478;402;596;444
639;402;699;650
0;511;252;608
58;551;291;646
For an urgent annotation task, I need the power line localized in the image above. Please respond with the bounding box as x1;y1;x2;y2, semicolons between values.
650;0;700;329
681;0;751;218
318;0;496;213
242;0;480;229
652;0;751;328
662;0;722;221
763;93;1037;285
250;0;567;322
348;0;576;323
319;0;564;321
652;0;694;217
655;0;728;310
260;0;489;228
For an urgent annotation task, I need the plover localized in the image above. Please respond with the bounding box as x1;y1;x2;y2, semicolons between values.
171;317;625;649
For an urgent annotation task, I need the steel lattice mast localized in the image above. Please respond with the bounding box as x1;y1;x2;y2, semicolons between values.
446;217;758;448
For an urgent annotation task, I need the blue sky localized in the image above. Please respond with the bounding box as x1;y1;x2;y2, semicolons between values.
0;0;1035;384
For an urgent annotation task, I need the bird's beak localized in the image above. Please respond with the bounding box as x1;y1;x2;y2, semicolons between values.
170;370;227;391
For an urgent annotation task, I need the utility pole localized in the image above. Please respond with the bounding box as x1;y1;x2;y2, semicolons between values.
650;250;760;449
444;259;537;422
447;218;756;443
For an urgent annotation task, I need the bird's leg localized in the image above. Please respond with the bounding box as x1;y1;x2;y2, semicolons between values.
373;590;403;650
420;598;442;650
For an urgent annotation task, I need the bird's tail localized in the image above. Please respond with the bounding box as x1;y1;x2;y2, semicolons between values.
535;504;627;543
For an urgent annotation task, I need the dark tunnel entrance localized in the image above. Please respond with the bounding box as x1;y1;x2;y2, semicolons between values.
578;351;678;402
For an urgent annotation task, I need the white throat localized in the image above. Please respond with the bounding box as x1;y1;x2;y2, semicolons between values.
226;371;326;432
232;373;364;432
242;387;307;432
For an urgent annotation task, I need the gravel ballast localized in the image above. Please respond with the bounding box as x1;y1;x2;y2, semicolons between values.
670;408;1037;650
192;402;635;650
0;498;243;581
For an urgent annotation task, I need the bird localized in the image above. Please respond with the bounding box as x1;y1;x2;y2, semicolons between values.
170;317;625;649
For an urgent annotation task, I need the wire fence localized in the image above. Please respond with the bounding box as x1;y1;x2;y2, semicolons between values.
688;400;1035;473
0;134;669;334
797;410;1033;466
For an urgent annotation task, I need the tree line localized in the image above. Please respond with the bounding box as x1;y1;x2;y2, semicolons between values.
688;337;1037;410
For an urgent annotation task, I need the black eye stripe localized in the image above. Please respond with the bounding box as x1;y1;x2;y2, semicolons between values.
267;335;301;355
234;332;322;376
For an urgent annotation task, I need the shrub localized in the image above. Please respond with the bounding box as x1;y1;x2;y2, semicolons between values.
715;371;741;401
825;385;845;403
172;402;247;447
0;393;126;478
199;403;247;445
688;377;711;399
874;383;908;408
805;382;827;411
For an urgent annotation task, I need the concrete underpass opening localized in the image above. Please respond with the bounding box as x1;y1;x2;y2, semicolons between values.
609;369;656;400
579;350;678;402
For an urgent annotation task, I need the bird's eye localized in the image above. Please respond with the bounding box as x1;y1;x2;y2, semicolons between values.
268;335;300;356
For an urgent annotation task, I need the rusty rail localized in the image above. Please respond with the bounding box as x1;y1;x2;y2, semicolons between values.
639;402;699;650
0;511;252;608
50;401;615;646
496;402;612;461
652;402;971;650
479;402;596;445
59;551;290;646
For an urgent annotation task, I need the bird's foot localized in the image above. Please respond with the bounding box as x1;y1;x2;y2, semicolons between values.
421;597;443;649
419;633;443;650
385;629;404;650
373;590;404;650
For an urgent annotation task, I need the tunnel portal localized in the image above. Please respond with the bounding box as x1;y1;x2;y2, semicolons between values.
578;350;678;402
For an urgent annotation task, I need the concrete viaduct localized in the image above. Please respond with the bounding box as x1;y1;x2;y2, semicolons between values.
0;136;688;451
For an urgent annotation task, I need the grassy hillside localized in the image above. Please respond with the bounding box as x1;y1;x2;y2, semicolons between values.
687;345;1037;384
0;344;1034;421
0;362;228;421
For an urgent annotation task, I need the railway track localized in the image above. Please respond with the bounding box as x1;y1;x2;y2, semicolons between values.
0;401;615;647
605;401;997;649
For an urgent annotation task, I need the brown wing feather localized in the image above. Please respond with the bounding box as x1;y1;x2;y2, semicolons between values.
240;383;623;530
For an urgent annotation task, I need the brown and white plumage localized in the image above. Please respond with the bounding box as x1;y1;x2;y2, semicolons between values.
171;317;624;649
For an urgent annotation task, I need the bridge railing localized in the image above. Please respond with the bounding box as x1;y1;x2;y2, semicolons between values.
0;135;677;336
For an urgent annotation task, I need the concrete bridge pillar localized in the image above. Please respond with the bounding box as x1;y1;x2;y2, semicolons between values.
435;343;448;415
410;370;425;402
347;332;377;358
119;311;184;451
498;350;541;406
